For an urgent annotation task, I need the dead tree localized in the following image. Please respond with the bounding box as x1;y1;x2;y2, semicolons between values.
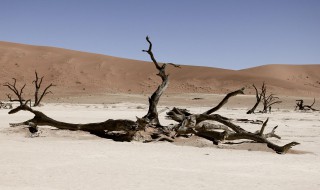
4;37;299;154
295;98;319;111
261;93;281;113
3;78;31;106
0;101;13;109
141;36;180;127
260;83;281;113
5;78;140;141
33;71;55;106
166;88;299;154
247;83;282;114
247;83;264;114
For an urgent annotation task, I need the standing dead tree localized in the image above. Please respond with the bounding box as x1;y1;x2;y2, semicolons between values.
247;82;282;114
246;83;264;114
4;78;31;106
295;98;319;111
260;83;282;113
33;71;55;106
261;91;282;113
4;36;299;154
141;36;180;127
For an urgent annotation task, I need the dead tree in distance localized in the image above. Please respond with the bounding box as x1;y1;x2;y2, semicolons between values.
295;98;319;111
33;71;55;106
247;82;282;114
4;78;31;106
261;89;282;113
5;78;140;141
247;83;264;114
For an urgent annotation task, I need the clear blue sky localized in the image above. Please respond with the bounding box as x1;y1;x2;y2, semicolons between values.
1;0;319;69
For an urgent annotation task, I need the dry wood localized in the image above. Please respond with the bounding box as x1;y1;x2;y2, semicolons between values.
247;83;263;114
165;88;299;154
295;98;319;111
247;83;282;114
33;71;55;106
141;36;179;127
203;88;244;115
5;79;139;141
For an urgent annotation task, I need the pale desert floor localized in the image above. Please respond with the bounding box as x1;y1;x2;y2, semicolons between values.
0;94;320;190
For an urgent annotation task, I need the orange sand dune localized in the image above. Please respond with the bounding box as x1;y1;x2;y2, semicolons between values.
0;41;319;99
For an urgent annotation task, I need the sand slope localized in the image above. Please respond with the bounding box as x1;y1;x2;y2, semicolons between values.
0;41;319;99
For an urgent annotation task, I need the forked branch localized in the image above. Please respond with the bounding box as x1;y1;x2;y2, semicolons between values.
3;78;30;105
33;71;55;106
247;83;263;114
141;36;179;126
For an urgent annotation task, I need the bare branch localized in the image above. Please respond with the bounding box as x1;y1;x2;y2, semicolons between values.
204;88;245;115
142;36;162;70
259;118;269;136
3;78;27;105
33;71;55;106
247;84;262;114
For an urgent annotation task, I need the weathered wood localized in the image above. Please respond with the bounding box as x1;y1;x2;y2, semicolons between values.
247;83;282;113
142;36;179;127
295;98;319;111
260;84;282;113
9;104;139;141
165;89;299;154
203;88;244;115
4;78;28;105
247;83;263;114
33;71;55;106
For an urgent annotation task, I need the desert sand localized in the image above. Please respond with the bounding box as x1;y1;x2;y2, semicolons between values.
0;41;320;190
0;96;320;190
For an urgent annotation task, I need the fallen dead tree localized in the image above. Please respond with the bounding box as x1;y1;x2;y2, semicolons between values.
166;90;299;154
5;36;299;154
0;101;13;109
295;98;319;111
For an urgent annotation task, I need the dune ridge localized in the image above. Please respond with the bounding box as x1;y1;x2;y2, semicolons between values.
0;41;319;99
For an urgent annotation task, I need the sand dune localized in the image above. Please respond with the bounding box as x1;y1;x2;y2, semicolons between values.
0;41;319;100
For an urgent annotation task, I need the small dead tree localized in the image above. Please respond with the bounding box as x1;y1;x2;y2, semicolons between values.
261;92;282;113
295;98;319;111
3;78;31;106
247;82;281;114
247;83;264;114
33;71;55;106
